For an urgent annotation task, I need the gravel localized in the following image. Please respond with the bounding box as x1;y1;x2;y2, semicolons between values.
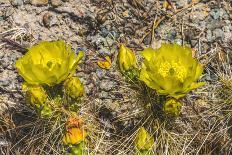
0;0;232;153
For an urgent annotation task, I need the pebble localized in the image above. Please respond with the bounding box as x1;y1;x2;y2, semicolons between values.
223;26;232;42
99;91;109;99
206;29;213;42
210;9;221;20
50;0;62;7
107;100;120;111
99;80;116;92
30;0;48;6
213;29;224;40
42;12;57;28
10;0;23;6
175;0;188;8
85;83;94;96
166;29;177;41
96;69;106;80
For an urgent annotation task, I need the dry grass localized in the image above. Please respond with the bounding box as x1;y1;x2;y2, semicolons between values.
1;0;232;155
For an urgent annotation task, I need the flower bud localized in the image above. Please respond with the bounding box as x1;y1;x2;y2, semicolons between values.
117;44;137;73
163;98;182;116
22;83;48;106
63;128;87;145
64;77;84;98
135;127;154;151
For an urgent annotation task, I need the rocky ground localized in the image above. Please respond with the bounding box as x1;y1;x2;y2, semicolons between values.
0;0;232;155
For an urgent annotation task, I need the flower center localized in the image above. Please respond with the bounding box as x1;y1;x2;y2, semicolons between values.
158;61;187;82
46;59;62;71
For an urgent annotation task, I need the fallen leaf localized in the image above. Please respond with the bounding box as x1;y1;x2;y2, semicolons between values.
97;56;112;70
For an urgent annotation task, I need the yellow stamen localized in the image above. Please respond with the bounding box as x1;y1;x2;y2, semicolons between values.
158;61;187;82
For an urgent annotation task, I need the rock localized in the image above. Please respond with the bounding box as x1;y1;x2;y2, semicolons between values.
206;20;224;29
223;26;232;42
99;91;109;99
107;101;120;111
30;0;48;6
166;29;177;41
85;83;94;95
42;12;57;27
10;0;23;6
99;80;116;92
51;0;62;7
96;69;106;80
206;29;213;42
175;0;188;8
0;0;10;3
175;39;182;45
213;29;224;40
210;9;220;20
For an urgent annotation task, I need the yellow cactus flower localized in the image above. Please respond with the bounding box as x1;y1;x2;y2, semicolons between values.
163;98;182;116
135;127;154;151
140;43;205;99
64;77;84;98
63;128;87;145
15;41;84;86
22;83;48;106
117;44;137;72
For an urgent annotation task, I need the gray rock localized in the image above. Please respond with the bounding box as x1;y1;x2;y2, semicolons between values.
96;69;106;80
206;29;213;42
30;0;48;6
51;0;62;7
85;83;94;95
166;29;177;41
210;9;222;20
198;21;206;29
175;0;188;8
99;91;109;99
107;101;120;111
223;26;232;42
0;0;10;3
206;20;224;29
213;29;224;40
42;12;57;28
99;80;116;92
10;0;23;6
175;39;183;45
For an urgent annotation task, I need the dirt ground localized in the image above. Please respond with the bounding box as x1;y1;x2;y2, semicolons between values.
0;0;232;155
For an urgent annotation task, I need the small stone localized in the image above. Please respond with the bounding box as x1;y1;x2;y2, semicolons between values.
99;80;116;92
0;0;10;3
30;0;48;6
85;83;94;95
206;30;213;42
50;0;62;7
210;9;221;20
96;69;106;80
42;12;57;27
10;0;23;6
175;0;188;8
223;26;232;42
190;39;198;47
175;39;182;45
213;29;224;40
107;101;120;111
99;91;109;99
